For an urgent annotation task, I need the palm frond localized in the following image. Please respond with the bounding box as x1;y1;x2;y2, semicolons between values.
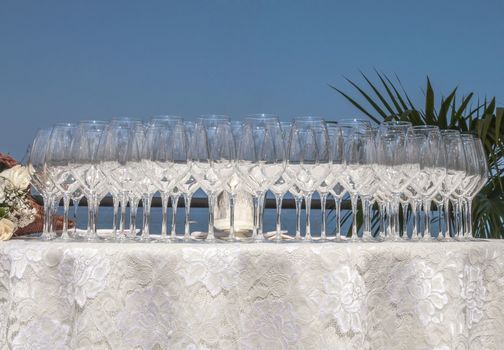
332;71;504;238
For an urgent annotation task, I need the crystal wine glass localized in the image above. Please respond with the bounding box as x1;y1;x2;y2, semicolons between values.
70;120;108;239
318;123;345;240
45;123;78;240
237;115;285;241
285;117;330;241
28;127;56;239
191;115;235;241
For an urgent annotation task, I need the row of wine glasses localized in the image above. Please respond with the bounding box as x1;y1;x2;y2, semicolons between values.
27;115;488;242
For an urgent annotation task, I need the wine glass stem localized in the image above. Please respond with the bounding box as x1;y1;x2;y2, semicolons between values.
229;193;236;241
130;199;138;238
112;196;119;235
401;202;408;239
142;194;152;240
350;194;358;240
320;193;327;240
417;200;423;239
295;196;302;240
304;193;313;241
362;197;371;240
86;200;93;236
334;197;342;240
443;198;451;239
457;199;464;238
258;192;265;239
274;194;283;241
379;202;385;239
437;202;444;239
207;193;216;241
466;199;473;240
183;194;192;240
252;195;259;240
423;200;431;239
461;199;467;237
170;195;180;240
93;196;99;235
42;194;52;239
119;193;127;238
50;197;58;234
392;198;400;240
61;195;70;239
71;199;78;234
411;201;417;239
452;200;459;239
161;193;169;239
386;202;392;238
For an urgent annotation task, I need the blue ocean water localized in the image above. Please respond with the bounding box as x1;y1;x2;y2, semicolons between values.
62;199;329;237
57;196;441;238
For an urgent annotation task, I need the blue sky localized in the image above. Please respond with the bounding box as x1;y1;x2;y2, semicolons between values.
1;0;503;160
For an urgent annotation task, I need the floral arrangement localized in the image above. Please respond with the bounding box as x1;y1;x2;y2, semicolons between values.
0;164;37;240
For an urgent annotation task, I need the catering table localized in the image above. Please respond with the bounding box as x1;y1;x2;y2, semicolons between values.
0;239;503;350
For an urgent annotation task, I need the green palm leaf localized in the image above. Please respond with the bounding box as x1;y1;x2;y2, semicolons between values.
331;72;504;238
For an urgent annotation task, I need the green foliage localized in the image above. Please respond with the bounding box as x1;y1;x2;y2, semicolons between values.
331;71;504;238
0;207;8;220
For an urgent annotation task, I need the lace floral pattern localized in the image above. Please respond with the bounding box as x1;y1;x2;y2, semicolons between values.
117;286;175;349
12;317;70;350
387;258;449;326
0;240;504;349
58;248;111;307
321;265;367;333
175;246;240;297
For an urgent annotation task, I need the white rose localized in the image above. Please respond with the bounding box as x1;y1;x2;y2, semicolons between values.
0;165;31;189
0;218;15;240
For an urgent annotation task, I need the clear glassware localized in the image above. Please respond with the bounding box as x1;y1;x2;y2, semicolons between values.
96;123;136;240
143;123;183;240
329;183;347;240
143;125;167;239
70;188;84;234
399;193;410;238
45;123;78;240
410;126;446;240
288;184;304;240
28;127;56;239
401;185;419;239
340;127;377;241
237;115;285;241
375;122;413;240
191;115;234;241
168;123;190;240
125;126;148;239
439;130;467;240
269;176;291;241
149;115;184;127
468;137;488;239
331;118;374;240
178;172;198;240
178;121;199;240
138;178;158;241
360;128;379;241
460;135;488;240
108;118;143;237
215;123;240;241
338;119;373;133
318;123;345;240
285;117;329;241
268;121;292;241
70;120;108;240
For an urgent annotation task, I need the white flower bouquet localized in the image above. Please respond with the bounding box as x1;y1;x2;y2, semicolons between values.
0;164;37;240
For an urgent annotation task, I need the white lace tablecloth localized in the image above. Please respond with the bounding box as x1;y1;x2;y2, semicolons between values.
1;239;504;350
